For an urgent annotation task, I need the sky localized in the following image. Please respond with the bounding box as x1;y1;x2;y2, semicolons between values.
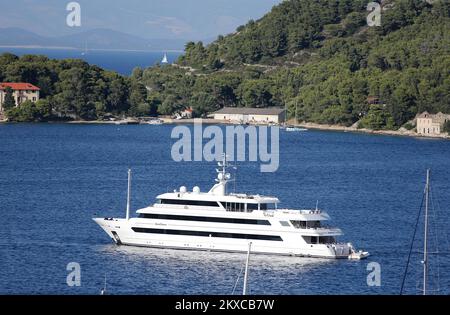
0;0;283;40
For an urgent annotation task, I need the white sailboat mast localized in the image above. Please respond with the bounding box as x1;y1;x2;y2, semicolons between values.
423;169;430;295
243;242;252;295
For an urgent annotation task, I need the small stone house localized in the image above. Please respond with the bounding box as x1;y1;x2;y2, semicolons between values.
416;112;450;135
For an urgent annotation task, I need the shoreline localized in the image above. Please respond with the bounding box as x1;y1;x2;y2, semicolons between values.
2;118;449;141
295;122;450;140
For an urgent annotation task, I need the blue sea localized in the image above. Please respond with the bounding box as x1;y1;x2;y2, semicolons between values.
0;48;182;75
0;124;449;295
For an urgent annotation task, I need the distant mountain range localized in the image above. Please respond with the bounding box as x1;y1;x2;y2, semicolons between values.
0;27;189;51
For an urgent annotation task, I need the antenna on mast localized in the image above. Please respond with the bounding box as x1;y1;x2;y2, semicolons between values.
209;154;233;196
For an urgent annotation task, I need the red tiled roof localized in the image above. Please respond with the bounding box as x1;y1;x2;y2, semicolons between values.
0;82;40;91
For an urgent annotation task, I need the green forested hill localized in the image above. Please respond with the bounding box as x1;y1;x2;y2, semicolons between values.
179;0;369;66
142;0;450;129
1;0;449;128
0;54;150;121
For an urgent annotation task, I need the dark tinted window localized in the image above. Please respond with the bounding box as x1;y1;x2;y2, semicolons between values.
220;202;245;212
139;213;270;225
132;227;282;241
160;199;219;207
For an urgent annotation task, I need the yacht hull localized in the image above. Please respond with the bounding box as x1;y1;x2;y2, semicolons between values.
93;217;353;259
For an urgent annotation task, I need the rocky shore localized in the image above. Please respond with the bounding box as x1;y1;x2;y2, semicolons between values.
295;122;450;140
2;117;449;141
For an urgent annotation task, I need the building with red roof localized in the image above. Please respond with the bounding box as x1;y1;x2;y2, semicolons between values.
0;82;40;112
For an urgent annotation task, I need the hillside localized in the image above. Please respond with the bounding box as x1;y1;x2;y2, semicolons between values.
0;54;147;121
1;0;449;127
140;0;450;130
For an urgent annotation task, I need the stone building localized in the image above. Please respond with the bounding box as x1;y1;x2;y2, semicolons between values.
416;112;450;135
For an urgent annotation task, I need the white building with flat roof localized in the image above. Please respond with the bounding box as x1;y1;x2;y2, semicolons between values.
213;107;286;124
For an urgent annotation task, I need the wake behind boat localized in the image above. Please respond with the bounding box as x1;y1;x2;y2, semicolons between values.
285;126;308;132
93;156;368;259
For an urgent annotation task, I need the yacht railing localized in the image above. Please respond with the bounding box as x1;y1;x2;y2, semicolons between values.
291;224;342;233
311;227;342;233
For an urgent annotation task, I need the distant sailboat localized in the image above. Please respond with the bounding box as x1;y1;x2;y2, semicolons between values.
81;41;88;56
161;53;169;64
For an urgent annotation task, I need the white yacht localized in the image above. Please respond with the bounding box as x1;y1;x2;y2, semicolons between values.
93;156;369;259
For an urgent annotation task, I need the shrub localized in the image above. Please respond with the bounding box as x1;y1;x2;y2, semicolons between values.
444;121;450;133
403;123;415;130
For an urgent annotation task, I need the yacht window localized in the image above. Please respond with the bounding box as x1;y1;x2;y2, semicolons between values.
138;213;271;225
290;220;307;229
160;199;219;207
319;236;336;244
303;236;324;244
132;227;283;241
279;221;291;227
256;203;276;210
220;202;247;212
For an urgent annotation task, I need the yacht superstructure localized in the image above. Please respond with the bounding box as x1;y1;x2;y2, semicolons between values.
93;156;368;259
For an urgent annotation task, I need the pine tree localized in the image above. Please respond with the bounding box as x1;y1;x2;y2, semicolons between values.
3;87;16;110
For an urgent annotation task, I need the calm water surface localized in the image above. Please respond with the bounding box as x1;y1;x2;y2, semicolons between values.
0;48;181;75
1;124;449;295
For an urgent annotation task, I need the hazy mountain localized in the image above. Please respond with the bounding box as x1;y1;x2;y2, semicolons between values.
0;28;61;47
0;27;187;51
